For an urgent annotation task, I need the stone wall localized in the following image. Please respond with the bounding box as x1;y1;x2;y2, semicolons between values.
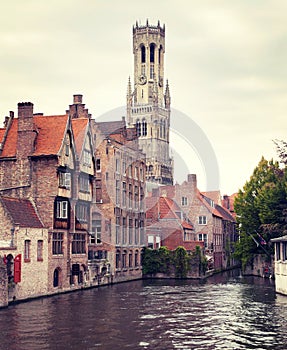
0;258;8;308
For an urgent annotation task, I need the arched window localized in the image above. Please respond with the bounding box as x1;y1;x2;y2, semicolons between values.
150;43;155;63
141;45;146;63
163;120;166;139
160;119;163;138
136;120;141;136
142;119;147;136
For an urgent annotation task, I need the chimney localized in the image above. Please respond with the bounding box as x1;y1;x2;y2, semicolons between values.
18;102;34;132
222;195;230;210
73;94;83;104
187;174;197;193
17;102;35;158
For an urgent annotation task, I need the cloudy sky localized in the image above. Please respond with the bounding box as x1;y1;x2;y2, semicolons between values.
0;0;286;195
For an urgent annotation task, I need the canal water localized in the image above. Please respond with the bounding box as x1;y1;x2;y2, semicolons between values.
1;270;287;350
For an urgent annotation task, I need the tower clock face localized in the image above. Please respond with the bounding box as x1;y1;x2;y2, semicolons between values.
138;74;147;85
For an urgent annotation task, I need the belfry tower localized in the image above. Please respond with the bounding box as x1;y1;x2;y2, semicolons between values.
126;20;173;185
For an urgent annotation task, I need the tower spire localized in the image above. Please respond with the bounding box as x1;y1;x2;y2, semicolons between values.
164;80;171;108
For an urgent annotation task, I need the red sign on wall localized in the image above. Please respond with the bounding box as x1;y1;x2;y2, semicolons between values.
14;254;22;283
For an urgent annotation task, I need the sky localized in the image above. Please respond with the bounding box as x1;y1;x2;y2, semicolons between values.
0;0;286;195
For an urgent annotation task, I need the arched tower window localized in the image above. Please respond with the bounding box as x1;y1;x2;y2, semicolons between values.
150;44;155;63
163;120;166;139
141;45;146;63
142;119;147;136
159;46;162;64
136;120;141;136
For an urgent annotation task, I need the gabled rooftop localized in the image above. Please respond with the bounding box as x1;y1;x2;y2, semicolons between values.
1;197;44;228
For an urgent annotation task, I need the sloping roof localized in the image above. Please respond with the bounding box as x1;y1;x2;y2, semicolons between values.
146;196;193;229
1;197;44;228
0;119;18;157
71;118;89;155
0;115;69;158
95;120;125;137
33;115;68;156
198;191;223;218
201;190;221;205
215;204;236;222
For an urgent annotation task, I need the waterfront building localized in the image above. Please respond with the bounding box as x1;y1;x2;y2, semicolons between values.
271;235;287;295
152;174;237;271
90;118;146;283
146;195;204;252
126;20;173;186
0;95;95;300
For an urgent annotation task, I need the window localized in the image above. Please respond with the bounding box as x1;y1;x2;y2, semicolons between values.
37;240;43;261
24;240;31;262
129;252;133;267
83;149;91;167
116;250;120;269
116;180;120;206
92;219;102;244
199;233;208;248
184;231;192;241
129;219;133;245
150;43;155;63
150;64;155;80
136;120;141;137
116;158;120;173
148;236;154;249
135;250;139;267
75;203;88;223
129;184;133;208
52;232;63;255
122;251;127;268
276;242;281;261
142;120;147;136
116;216;120;245
72;233;86;254
283;242;287;261
135;219;139;244
59;172;71;189
56;200;68;219
96;159;101;172
79;176;90;193
122;217;127;244
141;45;146;63
198;216;207;225
122;182;126;207
182;197;188;206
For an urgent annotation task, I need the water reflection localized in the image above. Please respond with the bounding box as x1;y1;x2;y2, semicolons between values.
0;271;287;349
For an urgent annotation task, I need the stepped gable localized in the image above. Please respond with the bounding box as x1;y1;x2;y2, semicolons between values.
0;197;43;228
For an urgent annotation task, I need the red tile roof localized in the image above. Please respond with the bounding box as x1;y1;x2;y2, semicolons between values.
0;115;69;158
33;115;68;156
72;118;89;155
1;197;44;228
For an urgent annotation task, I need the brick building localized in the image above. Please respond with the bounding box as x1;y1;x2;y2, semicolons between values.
90;117;146;283
0;95;95;300
152;174;237;271
146;196;204;252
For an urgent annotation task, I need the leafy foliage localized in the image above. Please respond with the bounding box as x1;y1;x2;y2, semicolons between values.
234;156;287;268
142;246;205;277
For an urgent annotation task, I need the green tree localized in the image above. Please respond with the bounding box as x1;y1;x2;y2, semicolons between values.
173;246;189;278
234;157;287;268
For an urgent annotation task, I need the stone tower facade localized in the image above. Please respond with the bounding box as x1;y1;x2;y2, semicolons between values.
126;20;173;186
